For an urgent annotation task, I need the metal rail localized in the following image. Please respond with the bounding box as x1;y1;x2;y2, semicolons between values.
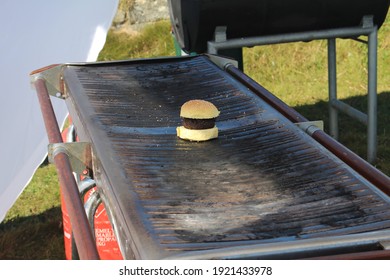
34;77;99;260
167;229;390;260
306;249;390;260
209;17;379;163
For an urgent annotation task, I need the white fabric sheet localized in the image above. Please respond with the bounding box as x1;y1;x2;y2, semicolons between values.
0;0;119;222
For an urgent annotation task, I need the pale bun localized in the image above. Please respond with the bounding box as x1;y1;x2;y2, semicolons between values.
176;126;218;141
180;99;220;119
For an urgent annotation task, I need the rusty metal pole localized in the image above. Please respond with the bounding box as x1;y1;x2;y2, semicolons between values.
306;249;390;260
34;78;100;260
225;64;390;195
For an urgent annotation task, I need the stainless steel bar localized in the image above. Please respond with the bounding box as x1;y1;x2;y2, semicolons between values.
66;124;76;143
34;78;99;260
328;38;339;139
207;25;377;53
367;26;378;163
78;177;96;199
330;99;368;125
167;229;390;260
84;191;102;239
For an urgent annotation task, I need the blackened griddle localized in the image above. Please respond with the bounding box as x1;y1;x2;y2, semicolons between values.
48;55;390;259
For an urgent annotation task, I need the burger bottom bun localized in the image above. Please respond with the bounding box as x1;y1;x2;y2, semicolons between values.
176;126;218;141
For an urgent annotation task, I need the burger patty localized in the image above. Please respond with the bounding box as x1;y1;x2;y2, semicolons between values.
183;118;216;129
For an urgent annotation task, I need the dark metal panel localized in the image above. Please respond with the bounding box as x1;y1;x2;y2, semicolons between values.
168;0;390;52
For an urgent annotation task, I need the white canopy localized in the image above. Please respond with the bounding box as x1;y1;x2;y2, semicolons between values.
0;0;119;222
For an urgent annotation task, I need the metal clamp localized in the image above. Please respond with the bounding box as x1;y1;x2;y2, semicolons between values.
48;142;92;174
380;240;390;250
295;120;324;136
30;64;66;99
205;54;238;70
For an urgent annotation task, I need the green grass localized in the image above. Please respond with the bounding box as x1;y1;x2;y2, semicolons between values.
1;14;389;259
0;163;65;259
98;20;175;60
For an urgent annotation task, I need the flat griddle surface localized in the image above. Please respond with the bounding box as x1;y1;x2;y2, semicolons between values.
62;56;390;259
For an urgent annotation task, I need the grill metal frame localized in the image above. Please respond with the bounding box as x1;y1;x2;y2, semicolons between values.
31;55;390;260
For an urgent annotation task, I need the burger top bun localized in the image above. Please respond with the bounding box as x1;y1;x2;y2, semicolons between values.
180;99;220;119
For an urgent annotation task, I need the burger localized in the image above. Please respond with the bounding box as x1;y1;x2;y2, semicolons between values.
177;99;220;141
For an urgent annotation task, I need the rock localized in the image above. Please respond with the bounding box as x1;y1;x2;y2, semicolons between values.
112;0;169;33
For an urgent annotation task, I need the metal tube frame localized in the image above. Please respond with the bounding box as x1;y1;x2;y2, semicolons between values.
168;229;390;260
208;16;379;163
33;77;100;260
84;191;102;240
328;38;338;140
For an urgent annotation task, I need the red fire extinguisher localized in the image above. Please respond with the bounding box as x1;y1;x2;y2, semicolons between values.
60;118;122;260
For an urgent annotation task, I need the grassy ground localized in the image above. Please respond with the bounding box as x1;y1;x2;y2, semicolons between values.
0;163;65;259
1;13;389;259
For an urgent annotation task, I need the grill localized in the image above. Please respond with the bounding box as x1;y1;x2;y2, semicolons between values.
32;55;390;259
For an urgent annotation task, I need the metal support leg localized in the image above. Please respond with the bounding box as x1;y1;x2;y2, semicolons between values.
209;26;244;70
367;27;378;163
219;48;244;71
207;18;378;162
328;38;338;140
